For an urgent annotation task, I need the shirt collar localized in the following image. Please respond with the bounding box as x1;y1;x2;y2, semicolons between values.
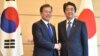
66;17;75;24
42;19;49;26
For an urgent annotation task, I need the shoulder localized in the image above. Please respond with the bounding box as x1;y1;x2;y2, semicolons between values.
75;19;86;25
58;20;66;26
32;20;42;28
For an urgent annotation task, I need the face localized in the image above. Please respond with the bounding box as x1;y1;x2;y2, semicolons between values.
64;5;75;20
40;7;52;21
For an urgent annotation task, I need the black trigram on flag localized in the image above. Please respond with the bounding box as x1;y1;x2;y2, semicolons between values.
4;39;15;48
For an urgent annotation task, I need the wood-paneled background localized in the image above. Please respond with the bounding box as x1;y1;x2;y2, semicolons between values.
0;0;100;56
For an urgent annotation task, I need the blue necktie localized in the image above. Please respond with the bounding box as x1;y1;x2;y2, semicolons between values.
47;23;53;39
67;21;71;37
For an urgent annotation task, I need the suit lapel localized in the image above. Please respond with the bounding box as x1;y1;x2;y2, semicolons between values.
40;20;53;41
50;25;56;42
62;20;68;38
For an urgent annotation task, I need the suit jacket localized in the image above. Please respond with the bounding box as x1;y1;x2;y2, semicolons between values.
58;19;88;56
32;20;58;56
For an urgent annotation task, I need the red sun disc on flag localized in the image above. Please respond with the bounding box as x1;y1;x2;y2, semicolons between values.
78;9;96;39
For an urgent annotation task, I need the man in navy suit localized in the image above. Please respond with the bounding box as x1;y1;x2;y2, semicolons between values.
32;4;61;56
58;2;88;56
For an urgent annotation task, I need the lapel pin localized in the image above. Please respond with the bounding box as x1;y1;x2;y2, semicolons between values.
73;25;76;27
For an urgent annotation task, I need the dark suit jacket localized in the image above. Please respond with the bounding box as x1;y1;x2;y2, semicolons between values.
32;20;58;56
58;19;88;56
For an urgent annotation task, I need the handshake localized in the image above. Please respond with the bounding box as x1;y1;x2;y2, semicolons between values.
54;43;61;50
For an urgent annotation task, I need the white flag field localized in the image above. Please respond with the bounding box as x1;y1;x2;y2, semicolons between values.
78;0;98;56
0;0;23;56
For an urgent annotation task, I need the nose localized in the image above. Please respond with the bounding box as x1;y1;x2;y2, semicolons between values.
68;9;73;13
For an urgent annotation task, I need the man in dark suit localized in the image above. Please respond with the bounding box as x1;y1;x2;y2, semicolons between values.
58;2;88;56
32;4;61;56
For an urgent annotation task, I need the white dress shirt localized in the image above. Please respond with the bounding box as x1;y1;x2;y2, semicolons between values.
66;18;75;30
42;19;49;27
42;19;53;35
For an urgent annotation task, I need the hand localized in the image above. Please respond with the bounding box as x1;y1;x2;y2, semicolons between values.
54;43;61;50
58;43;61;50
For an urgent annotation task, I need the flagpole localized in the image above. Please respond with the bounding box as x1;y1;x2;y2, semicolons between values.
54;24;60;56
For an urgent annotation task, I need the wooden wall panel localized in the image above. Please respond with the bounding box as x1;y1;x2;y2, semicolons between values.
93;0;100;16
19;15;41;43
0;0;4;14
96;18;100;45
23;44;33;56
46;0;81;15
17;0;45;15
0;0;100;56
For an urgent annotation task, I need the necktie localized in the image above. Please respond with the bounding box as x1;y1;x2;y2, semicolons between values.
47;23;53;39
67;21;71;37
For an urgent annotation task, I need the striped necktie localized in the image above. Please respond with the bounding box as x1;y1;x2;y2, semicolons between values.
47;23;53;39
67;21;71;37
